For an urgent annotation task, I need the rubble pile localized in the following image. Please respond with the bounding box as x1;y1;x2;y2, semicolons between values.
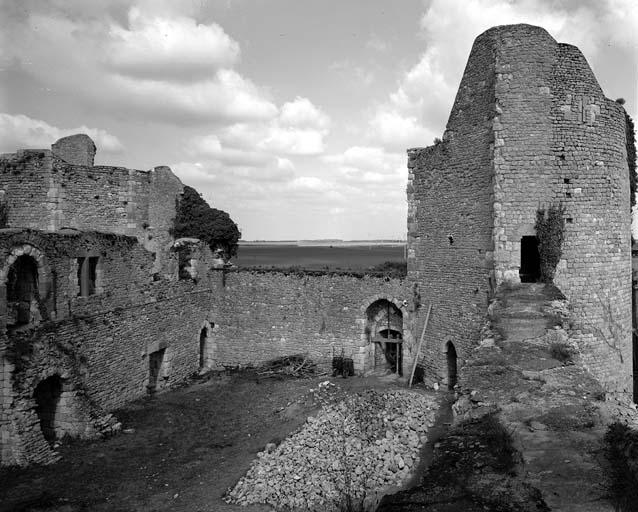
226;389;437;511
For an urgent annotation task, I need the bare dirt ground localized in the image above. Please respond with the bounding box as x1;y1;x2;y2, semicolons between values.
1;371;433;512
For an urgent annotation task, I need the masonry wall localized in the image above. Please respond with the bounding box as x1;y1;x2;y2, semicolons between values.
484;25;633;394
408;24;633;394
0;231;218;465
0;150;184;269
211;270;409;373
406;29;496;385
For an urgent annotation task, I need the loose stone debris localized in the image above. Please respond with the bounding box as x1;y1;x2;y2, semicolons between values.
225;389;437;511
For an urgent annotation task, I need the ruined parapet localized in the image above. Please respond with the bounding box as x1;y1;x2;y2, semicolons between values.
0;143;184;277
408;24;632;396
51;134;96;167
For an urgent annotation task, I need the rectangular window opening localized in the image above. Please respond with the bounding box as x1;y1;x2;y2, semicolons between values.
77;256;99;296
566;217;574;224
563;178;571;184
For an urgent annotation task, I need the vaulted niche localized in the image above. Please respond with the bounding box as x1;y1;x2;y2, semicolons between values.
6;254;39;329
33;375;62;444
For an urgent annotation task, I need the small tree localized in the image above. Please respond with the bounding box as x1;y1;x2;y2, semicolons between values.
535;203;566;283
171;186;241;259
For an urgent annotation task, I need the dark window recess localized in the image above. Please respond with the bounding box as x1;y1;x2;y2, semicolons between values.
564;178;571;184
566;192;572;198
520;236;541;283
566;218;574;224
34;375;62;444
7;255;39;327
148;348;165;393
447;342;458;390
77;256;99;296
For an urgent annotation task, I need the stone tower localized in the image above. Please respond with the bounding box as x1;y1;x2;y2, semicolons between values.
407;24;632;396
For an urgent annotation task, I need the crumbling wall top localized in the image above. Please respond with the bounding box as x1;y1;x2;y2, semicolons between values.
51;134;96;167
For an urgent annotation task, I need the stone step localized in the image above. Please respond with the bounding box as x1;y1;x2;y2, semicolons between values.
496;317;549;342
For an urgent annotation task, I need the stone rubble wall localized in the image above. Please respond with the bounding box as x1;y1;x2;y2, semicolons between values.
406;23;497;385
213;270;409;374
408;23;632;396
0;148;184;271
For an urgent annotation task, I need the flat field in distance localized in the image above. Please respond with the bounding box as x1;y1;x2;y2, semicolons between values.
232;241;406;271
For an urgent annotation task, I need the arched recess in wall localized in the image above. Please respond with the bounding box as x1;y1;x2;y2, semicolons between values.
198;320;215;370
1;246;51;329
1;246;51;331
366;299;404;375
445;341;458;390
33;374;62;444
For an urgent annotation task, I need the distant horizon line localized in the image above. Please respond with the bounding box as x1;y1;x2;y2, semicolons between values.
239;239;407;243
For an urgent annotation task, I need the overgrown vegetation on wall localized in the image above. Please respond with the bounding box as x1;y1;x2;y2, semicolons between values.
604;422;638;511
535;203;566;283
172;186;241;259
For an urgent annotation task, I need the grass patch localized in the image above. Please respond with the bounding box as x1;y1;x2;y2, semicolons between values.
379;413;549;511
604;422;638;511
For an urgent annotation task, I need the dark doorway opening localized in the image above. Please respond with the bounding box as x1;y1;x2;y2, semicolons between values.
520;236;541;283
7;255;39;328
446;342;457;390
34;375;62;444
380;329;403;375
199;327;208;369
148;348;165;393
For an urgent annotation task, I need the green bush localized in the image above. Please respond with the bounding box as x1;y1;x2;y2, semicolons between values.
171;186;241;259
535;204;566;283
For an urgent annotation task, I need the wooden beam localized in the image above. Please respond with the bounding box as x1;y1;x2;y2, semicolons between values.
408;304;432;388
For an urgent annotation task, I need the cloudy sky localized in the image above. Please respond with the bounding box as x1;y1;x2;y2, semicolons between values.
0;0;636;240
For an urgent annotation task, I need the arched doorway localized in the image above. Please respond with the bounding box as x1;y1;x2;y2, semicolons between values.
199;326;208;369
6;255;39;328
34;375;62;444
446;342;457;389
366;300;403;375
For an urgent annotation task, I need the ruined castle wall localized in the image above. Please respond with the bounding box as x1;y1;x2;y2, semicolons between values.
0;231;409;465
0;153;183;269
211;271;409;373
406;32;496;385
486;25;632;394
0;151;57;230
550;45;632;393
0;231;218;465
489;25;557;281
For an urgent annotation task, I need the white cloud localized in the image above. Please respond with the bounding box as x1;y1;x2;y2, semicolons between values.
369;0;638;150
279;97;329;130
3;6;277;125
324;146;404;174
106;7;240;81
0;113;124;153
258;97;330;155
366;34;389;53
